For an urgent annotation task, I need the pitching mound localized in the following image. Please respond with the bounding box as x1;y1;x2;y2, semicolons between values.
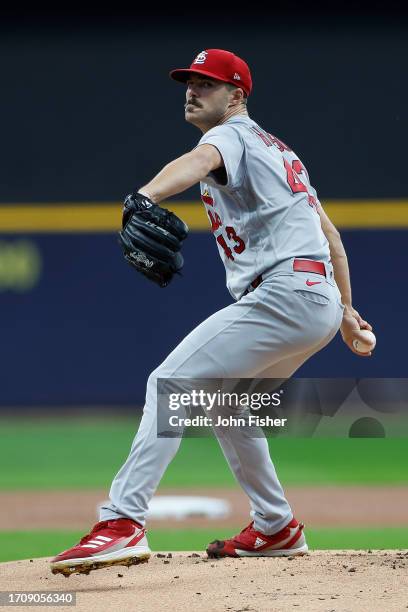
1;551;407;611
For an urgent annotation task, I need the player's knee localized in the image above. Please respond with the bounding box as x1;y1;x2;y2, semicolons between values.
145;365;173;402
147;364;172;386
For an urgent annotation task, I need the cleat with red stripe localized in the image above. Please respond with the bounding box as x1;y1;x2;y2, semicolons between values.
206;518;308;558
50;518;150;576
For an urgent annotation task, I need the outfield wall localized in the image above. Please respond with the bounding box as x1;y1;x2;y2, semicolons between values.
1;208;406;406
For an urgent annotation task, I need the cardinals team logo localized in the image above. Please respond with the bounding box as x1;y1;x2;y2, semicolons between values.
201;189;214;206
194;51;208;65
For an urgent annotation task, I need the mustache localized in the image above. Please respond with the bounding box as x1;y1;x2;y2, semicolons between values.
185;99;202;109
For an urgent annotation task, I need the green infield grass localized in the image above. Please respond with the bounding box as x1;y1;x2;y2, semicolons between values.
0;417;407;489
0;528;407;563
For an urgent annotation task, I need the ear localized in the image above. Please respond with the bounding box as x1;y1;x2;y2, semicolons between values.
230;86;245;106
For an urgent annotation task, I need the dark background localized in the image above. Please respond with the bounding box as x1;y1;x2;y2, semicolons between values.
0;7;406;406
1;8;406;202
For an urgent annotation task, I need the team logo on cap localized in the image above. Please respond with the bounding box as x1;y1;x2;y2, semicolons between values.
233;73;241;80
194;51;208;65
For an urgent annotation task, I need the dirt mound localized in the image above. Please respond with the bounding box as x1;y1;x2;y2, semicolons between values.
1;551;407;611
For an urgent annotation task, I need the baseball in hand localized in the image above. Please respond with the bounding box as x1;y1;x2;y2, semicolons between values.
353;330;376;353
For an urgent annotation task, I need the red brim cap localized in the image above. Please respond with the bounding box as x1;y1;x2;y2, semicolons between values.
169;49;252;96
170;67;243;88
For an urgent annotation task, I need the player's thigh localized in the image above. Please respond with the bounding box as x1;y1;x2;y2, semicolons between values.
153;275;340;379
257;330;337;380
151;297;265;379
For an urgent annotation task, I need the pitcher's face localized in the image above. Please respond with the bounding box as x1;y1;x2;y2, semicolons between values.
184;75;234;130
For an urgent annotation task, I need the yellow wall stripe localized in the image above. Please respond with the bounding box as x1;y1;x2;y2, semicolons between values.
0;200;407;232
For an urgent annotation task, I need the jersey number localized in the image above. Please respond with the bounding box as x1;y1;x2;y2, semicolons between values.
206;209;245;260
284;159;317;210
216;227;245;261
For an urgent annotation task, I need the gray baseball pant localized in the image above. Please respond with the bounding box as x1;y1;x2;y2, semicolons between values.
100;262;344;535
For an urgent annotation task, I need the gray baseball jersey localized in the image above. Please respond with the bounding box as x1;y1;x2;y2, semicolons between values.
197;115;330;300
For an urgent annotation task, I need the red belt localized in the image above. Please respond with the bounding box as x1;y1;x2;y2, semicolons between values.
243;259;326;296
292;259;326;277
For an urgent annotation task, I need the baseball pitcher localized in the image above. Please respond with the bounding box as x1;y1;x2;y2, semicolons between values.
50;49;373;576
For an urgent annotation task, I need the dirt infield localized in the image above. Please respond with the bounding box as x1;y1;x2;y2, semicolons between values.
1;551;407;611
1;486;408;530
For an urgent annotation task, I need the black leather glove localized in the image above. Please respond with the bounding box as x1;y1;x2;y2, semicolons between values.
118;192;189;288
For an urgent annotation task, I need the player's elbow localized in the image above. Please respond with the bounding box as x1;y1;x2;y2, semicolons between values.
326;224;341;242
327;228;347;259
320;213;341;243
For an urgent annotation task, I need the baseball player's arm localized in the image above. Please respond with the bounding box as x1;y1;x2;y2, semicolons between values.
138;145;222;203
317;204;374;356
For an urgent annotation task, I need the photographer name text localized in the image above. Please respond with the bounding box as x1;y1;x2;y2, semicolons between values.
168;415;287;427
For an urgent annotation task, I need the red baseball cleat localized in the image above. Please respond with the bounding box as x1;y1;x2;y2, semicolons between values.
50;518;150;576
206;518;308;558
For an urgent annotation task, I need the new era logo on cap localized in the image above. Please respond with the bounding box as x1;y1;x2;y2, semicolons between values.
170;49;252;96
